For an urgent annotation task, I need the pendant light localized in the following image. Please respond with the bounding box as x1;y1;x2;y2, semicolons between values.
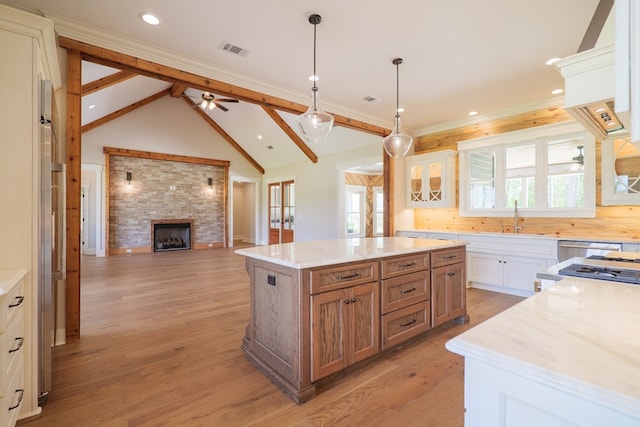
382;58;413;157
296;14;334;144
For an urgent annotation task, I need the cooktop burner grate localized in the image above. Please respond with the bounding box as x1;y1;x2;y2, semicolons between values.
587;255;640;263
559;264;640;284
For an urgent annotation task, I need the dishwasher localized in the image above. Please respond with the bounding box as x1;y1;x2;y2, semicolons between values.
557;240;622;261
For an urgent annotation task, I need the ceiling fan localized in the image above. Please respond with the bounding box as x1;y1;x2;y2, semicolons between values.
191;91;239;112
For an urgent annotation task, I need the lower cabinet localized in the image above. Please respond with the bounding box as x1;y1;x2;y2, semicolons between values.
431;262;465;327
467;252;549;296
310;282;379;381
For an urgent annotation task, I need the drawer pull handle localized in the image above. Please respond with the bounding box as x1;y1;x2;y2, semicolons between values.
337;273;360;281
442;255;457;260
9;296;24;308
400;319;417;327
8;389;24;411
401;287;417;294
399;262;416;269
9;337;24;354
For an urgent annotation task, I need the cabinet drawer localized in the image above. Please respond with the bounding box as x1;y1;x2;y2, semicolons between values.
431;247;465;267
381;271;429;314
381;253;429;279
0;360;23;427
0;310;23;398
0;272;25;334
309;261;378;294
381;301;431;349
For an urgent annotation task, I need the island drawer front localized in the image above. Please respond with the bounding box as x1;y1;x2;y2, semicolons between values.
309;262;379;294
381;301;431;349
431;247;465;268
380;253;429;279
381;271;430;314
0;277;24;334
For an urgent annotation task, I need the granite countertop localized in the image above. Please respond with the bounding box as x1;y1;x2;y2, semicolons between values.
234;236;466;269
446;276;640;415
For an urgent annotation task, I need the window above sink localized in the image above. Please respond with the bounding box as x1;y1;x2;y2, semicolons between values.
458;121;596;218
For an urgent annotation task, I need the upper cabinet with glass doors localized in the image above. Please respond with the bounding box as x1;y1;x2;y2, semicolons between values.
458;121;596;218
406;149;457;208
601;136;640;205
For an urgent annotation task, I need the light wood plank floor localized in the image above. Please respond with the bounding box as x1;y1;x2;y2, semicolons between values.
19;244;523;427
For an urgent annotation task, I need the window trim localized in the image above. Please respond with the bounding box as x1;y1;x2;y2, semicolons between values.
345;185;366;237
373;186;384;236
458;121;596;218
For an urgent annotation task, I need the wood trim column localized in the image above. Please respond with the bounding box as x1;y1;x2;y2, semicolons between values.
65;49;82;342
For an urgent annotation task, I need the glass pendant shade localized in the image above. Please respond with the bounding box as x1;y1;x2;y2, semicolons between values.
297;88;334;144
383;114;413;157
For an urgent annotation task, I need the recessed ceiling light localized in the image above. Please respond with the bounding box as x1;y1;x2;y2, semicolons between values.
595;107;606;113
545;57;561;66
257;134;263;140
468;111;478;116
551;88;564;95
140;13;160;25
88;104;95;109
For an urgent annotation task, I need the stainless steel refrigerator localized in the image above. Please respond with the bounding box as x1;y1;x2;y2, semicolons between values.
38;79;65;405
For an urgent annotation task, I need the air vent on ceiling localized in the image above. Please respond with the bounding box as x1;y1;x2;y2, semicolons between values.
219;41;249;56
362;96;381;103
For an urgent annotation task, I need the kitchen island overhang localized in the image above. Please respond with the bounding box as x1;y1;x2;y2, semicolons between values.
235;236;468;403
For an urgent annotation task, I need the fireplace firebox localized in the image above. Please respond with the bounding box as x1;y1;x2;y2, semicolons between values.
152;220;193;252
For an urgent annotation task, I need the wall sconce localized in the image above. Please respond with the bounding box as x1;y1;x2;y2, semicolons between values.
126;171;132;185
207;177;213;188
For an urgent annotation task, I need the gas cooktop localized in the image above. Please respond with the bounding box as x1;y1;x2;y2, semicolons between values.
587;255;640;263
559;264;640;285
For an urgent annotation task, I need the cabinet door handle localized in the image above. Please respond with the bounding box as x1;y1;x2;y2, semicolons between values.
9;296;24;308
8;337;24;353
399;262;416;269
345;299;350;305
8;389;24;411
337;273;360;281
447;272;457;277
401;287;417;294
351;298;356;303
400;319;416;327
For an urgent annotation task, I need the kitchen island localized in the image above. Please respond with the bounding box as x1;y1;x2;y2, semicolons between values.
446;276;640;426
236;237;467;403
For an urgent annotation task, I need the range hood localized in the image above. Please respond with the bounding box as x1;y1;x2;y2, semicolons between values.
556;44;630;139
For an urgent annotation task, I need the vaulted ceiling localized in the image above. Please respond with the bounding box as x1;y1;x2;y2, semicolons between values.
4;0;608;172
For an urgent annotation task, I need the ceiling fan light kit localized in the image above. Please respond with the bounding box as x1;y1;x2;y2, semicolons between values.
382;58;413;157
296;13;334;144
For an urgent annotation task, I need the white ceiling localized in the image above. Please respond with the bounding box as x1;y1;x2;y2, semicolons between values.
3;0;605;171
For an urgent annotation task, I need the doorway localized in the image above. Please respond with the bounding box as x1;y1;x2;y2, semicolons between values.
268;180;294;244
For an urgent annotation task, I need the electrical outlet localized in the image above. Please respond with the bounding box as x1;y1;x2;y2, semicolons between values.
126;249;132;253
208;243;213;247
267;274;276;286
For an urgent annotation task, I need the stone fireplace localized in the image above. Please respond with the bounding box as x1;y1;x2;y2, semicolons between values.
151;219;193;252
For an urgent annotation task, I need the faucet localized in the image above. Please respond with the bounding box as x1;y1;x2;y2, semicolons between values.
514;200;522;234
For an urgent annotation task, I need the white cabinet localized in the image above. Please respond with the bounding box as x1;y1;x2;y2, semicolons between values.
464;233;557;297
0;270;27;427
467;252;548;296
405;150;456;208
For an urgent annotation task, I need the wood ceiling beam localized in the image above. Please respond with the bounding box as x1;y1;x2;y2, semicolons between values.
82;88;171;134
181;95;265;175
170;83;187;97
58;36;390;137
261;106;318;164
81;70;136;95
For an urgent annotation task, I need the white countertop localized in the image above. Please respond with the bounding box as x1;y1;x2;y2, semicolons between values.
234;237;465;269
446;276;640;415
0;268;27;296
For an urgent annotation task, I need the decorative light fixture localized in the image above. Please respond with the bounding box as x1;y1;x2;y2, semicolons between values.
296;14;334;144
382;58;413;157
200;92;216;111
126;171;132;185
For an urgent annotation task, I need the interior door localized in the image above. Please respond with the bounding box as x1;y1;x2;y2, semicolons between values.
268;180;295;244
268;182;281;244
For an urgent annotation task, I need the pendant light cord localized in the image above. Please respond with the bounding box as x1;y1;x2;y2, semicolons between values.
313;20;318;91
395;60;400;119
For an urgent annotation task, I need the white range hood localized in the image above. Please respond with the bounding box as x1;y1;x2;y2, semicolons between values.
556;44;629;140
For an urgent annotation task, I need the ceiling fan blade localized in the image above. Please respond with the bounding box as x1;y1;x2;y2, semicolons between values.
216;98;239;103
215;102;229;112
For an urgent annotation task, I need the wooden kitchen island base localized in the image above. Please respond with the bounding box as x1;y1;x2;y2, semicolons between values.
236;237;468;404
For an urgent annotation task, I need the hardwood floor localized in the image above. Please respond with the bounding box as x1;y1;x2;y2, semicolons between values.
19;244;523;427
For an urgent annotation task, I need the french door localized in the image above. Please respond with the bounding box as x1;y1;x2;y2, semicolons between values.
268;180;294;244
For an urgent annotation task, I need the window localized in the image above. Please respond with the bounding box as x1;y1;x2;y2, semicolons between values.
459;121;595;218
345;185;366;236
373;186;384;236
